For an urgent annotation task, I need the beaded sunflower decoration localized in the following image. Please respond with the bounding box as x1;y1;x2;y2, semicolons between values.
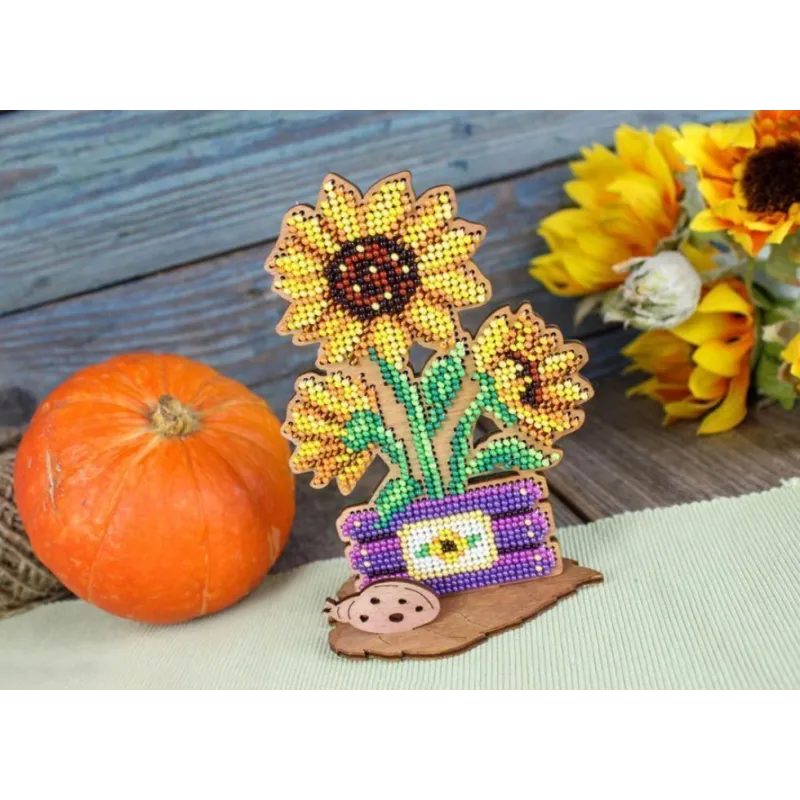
267;172;602;659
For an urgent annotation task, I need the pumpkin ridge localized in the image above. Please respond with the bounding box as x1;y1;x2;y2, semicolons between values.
185;373;232;406
199;422;286;463
187;435;279;581
179;439;211;617
85;436;162;604
195;399;269;416
38;397;150;420
105;356;166;404
197;426;291;534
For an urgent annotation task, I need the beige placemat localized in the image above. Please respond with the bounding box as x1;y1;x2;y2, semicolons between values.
1;479;799;689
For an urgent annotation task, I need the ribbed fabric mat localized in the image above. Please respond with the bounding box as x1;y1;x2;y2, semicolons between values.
2;480;799;689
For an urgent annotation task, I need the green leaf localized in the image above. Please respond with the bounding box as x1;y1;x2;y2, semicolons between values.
763;237;800;284
341;410;384;451
754;345;797;412
465;436;555;477
749;281;780;311
419;341;467;435
374;476;423;526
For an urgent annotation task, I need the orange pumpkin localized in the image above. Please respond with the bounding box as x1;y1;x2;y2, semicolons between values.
14;353;295;624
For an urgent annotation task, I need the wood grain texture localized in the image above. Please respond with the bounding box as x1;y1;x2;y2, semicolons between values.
0;164;625;421
328;559;603;659
548;375;800;519
0;110;744;314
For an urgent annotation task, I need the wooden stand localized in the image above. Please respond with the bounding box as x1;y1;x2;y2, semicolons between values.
328;558;602;659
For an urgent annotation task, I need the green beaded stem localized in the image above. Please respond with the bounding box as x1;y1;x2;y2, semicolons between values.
448;384;491;495
370;349;445;500
343;409;422;524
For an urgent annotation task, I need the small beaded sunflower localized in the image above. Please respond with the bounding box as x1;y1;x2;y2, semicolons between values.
283;372;386;494
472;305;593;446
266;172;490;366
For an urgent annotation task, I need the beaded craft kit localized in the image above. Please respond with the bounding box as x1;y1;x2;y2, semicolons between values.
267;172;602;659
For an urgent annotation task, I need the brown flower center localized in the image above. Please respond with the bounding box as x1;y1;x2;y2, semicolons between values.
742;142;800;214
326;235;419;320
516;360;544;407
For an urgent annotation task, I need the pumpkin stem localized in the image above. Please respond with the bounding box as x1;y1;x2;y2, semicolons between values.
150;394;199;438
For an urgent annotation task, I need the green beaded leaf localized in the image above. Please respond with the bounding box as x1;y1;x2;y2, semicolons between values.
475;375;519;427
374;476;423;527
341;410;385;452
419;340;468;435
465;436;556;478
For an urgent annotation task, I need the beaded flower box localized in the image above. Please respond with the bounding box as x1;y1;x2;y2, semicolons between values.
266;171;601;658
342;477;559;593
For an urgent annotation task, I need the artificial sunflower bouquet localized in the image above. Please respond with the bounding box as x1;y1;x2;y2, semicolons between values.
530;110;800;434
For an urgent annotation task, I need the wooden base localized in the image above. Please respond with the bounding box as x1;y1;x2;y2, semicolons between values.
328;558;603;659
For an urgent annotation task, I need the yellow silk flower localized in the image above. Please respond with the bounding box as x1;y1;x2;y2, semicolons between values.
530;125;703;297
781;333;800;388
624;279;755;434
675;111;800;256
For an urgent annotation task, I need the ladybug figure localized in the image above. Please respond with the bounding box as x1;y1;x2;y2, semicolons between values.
324;580;440;634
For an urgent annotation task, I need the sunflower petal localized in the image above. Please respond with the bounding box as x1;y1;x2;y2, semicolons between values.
672;312;736;346
709;121;755;150
277;296;329;334
317;174;364;242
697;369;750;434
368;315;412;366
421;265;489;308
317;312;365;365
690;209;728;232
693;338;752;378
688;366;727;400
696;282;752;318
417;224;485;276
401;187;459;251
530;255;592;296
663;397;718;421
404;294;457;350
360;172;414;237
337;450;374;495
623;330;693;373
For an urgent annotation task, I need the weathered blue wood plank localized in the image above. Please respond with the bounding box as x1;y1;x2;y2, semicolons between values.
0;110;743;314
0;164;618;418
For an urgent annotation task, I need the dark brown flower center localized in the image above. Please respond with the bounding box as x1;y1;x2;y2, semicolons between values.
325;235;419;320
742;142;800;215
516;360;544;407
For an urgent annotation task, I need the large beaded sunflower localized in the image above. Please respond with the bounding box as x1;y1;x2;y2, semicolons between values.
472;305;593;446
266;172;490;366
282;372;381;494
